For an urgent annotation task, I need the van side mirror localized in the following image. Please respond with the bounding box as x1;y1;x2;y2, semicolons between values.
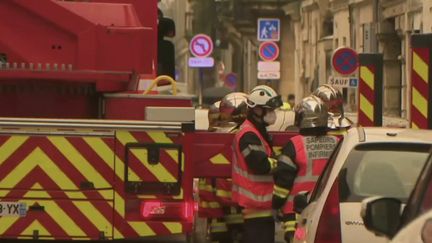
294;191;310;214
361;197;402;238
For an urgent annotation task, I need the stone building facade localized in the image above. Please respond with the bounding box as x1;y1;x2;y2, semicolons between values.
283;0;432;117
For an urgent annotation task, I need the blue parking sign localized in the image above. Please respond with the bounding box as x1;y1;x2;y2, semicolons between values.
349;78;358;87
258;18;280;41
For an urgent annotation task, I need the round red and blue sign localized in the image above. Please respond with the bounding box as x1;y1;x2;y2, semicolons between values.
332;47;359;75
259;41;279;61
190;34;214;58
224;73;238;90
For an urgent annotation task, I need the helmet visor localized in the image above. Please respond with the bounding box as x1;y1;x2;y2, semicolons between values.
265;95;283;109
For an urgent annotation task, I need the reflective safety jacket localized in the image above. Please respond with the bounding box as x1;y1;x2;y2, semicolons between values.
232;120;273;210
282;135;339;214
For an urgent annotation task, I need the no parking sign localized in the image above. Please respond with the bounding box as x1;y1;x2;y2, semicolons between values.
258;41;279;61
332;47;359;75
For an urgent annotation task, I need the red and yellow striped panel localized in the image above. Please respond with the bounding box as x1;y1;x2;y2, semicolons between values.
411;48;429;129
358;65;376;126
0;130;190;240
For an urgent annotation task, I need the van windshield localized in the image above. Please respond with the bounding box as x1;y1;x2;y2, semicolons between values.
339;143;431;203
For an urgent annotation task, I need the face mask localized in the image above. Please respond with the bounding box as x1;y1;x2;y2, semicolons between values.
263;110;276;125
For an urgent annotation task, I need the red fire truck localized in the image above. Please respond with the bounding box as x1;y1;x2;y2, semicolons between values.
0;0;298;241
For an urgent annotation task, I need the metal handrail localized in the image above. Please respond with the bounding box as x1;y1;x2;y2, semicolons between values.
0;117;184;131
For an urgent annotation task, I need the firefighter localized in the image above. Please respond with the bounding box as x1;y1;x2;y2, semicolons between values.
232;85;283;243
198;101;226;242
272;95;340;243
312;84;353;133
216;92;248;243
202;93;248;243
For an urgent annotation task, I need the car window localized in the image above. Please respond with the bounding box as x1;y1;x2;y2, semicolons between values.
400;152;432;226
309;138;343;202
338;143;431;203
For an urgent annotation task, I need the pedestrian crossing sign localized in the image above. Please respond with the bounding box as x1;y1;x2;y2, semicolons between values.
257;18;280;41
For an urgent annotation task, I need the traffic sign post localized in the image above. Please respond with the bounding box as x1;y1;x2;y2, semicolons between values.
257;18;280;42
189;34;215;107
332;47;359;75
257;41;280;80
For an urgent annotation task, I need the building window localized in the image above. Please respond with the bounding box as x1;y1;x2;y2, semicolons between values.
322;18;333;37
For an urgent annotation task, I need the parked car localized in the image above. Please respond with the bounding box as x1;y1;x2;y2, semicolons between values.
292;127;432;243
361;144;432;243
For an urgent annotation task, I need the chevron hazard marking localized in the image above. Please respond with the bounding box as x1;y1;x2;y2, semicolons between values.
21;220;50;238
116;131;176;182
48;137;112;189
73;201;112;237
0;136;28;166
0;147;77;189
129;222;156;237
210;154;230;165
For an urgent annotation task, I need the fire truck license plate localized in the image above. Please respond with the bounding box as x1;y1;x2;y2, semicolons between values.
0;202;26;217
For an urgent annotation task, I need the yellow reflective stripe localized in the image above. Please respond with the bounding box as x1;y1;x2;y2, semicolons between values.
225;214;244;224
243;209;273;219
413;51;429;82
129;222;156;236
210;153;230;165
24;183;51;198
360;94;374;122
114;155;140;186
43;201;86;236
209;221;228;233
283;220;297;232
412;87;428;118
199;184;214;192
83;136;115;170
327;129;347;136
21;220;50;236
49;137;111;189
117;131;176;182
360;66;375;90
216;189;231;198
268;157;277;170
0;216;19;234
113;192;125;217
0;148;77;189
0;136;28;166
163;222;182;234
73;201;112;236
273;185;290;198
200;201;221;208
273;146;282;155
0;190;8;197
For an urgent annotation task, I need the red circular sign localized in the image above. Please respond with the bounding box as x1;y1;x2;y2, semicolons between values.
332;47;359;75
258;42;279;61
190;34;214;58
